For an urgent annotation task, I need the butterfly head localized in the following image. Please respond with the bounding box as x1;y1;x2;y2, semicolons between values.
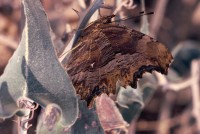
101;14;116;24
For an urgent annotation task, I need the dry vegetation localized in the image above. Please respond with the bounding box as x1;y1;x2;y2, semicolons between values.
0;0;200;134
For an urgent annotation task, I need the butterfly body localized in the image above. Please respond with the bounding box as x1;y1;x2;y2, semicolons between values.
63;15;173;106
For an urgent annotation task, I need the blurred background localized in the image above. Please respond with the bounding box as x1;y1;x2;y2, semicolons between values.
0;0;200;134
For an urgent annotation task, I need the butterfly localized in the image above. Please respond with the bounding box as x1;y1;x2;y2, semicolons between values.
63;15;173;106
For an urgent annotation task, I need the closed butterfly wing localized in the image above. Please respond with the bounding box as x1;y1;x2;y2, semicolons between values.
63;16;173;106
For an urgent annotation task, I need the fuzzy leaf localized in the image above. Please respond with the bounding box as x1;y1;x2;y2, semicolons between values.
36;105;66;134
118;84;156;123
96;94;128;132
116;86;144;109
66;98;104;134
0;0;78;127
36;97;104;134
171;40;200;77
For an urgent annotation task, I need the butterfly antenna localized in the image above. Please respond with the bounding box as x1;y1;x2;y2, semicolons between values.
139;11;145;14
58;39;85;58
112;12;154;23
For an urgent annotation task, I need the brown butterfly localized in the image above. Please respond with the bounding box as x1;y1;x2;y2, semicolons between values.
63;15;173;106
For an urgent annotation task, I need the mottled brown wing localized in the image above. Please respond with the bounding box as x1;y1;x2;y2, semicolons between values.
63;22;173;106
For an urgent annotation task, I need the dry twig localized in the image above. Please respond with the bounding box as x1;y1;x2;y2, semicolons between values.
150;0;169;38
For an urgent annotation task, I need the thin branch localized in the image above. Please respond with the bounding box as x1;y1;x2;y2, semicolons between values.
140;0;150;35
154;72;168;86
136;110;192;131
191;60;200;132
77;0;87;9
150;0;169;38
113;0;137;15
164;78;192;91
155;71;191;92
154;60;200;133
156;92;174;134
128;120;136;134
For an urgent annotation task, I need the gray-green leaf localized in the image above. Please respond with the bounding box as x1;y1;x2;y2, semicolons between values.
0;0;78;127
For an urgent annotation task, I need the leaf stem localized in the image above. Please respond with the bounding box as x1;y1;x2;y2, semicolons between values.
59;0;104;62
